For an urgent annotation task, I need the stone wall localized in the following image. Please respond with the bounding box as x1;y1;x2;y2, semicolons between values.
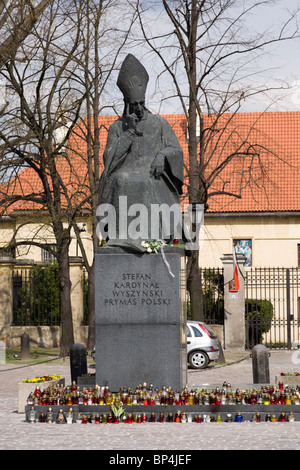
9;325;89;349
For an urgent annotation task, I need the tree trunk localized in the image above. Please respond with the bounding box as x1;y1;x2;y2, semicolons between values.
186;3;203;322
58;243;74;356
187;249;204;322
86;263;95;351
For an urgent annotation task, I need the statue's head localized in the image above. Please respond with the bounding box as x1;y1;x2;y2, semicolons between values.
117;54;149;119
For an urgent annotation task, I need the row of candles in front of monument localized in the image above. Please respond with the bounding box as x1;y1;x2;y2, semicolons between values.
27;381;300;407
27;407;297;423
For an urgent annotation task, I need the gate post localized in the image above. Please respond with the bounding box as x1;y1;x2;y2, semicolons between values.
221;253;246;350
0;258;14;346
69;257;84;345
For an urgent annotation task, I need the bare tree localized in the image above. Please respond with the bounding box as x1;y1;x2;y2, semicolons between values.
0;0;88;354
135;0;299;320
0;0;136;354
0;0;54;67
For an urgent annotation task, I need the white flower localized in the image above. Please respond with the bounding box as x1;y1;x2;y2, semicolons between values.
141;240;162;253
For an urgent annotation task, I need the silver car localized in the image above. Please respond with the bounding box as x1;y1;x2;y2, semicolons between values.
91;321;221;370
187;321;221;369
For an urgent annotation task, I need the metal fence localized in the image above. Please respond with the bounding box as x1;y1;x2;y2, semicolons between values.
12;265;60;326
14;264;300;350
199;267;224;325
12;265;224;327
12;264;90;327
245;268;300;349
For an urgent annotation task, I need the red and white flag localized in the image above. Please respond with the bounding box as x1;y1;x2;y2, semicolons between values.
233;247;240;291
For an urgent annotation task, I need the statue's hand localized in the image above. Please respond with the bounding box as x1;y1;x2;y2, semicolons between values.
125;103;139;131
150;153;165;177
126;112;139;131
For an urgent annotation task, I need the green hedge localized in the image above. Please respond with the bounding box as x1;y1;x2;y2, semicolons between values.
245;299;274;348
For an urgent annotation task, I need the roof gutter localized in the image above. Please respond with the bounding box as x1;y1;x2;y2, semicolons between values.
205;211;300;218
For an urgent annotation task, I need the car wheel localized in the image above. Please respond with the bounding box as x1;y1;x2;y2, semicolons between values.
188;350;209;369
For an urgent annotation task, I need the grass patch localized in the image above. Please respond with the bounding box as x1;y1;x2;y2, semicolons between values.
5;347;62;364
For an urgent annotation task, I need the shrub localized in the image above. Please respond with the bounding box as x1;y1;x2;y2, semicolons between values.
245;299;274;348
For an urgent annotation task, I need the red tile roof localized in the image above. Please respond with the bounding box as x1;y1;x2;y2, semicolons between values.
1;111;300;215
163;111;300;213
201;111;300;213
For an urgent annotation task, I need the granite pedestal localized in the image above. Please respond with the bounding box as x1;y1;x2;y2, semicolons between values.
95;247;187;391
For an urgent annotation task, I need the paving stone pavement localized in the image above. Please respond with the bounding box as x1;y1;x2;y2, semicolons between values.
1;350;300;452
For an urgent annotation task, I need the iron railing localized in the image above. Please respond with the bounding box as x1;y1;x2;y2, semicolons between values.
245;267;300;349
14;263;300;350
12;264;60;326
187;267;224;324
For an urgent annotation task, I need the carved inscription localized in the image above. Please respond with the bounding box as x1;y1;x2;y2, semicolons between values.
104;272;171;307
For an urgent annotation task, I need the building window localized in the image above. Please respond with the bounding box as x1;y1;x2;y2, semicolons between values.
298;244;300;267
233;239;252;267
42;245;56;262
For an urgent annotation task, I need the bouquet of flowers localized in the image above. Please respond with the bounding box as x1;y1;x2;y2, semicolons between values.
141;240;162;253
